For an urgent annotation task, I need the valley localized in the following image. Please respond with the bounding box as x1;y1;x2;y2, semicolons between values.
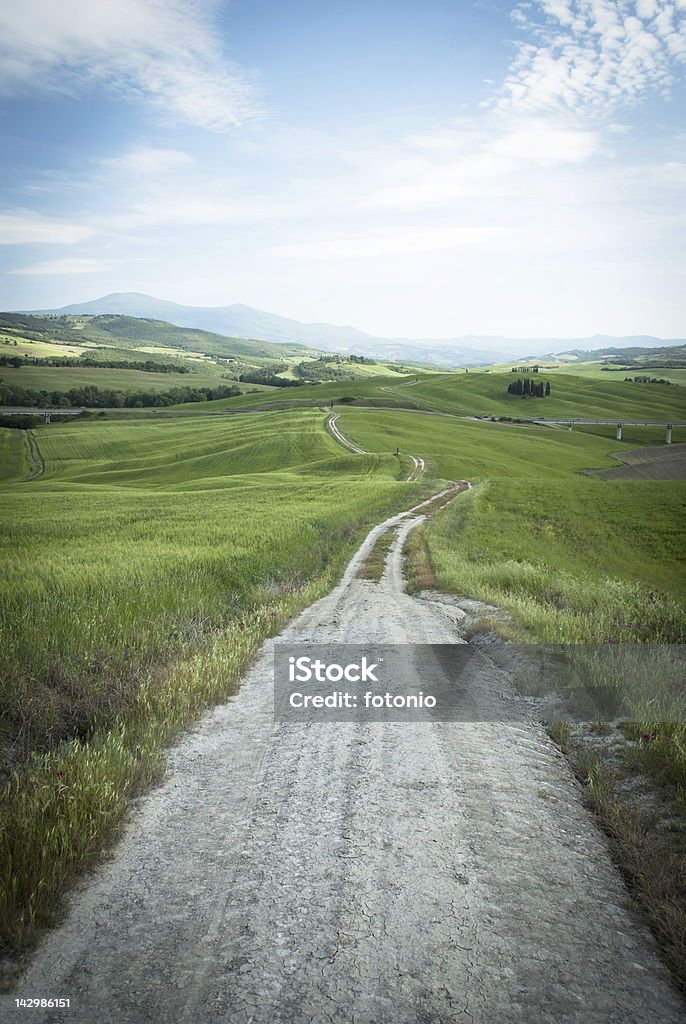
1;311;685;1015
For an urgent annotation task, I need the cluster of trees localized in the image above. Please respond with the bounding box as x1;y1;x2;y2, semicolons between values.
624;376;673;385
0;414;45;429
238;369;304;387
0;354;190;373
507;378;550;397
510;365;540;373
0;382;241;409
293;362;351;381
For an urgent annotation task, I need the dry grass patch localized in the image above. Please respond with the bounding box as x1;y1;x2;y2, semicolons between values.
550;723;686;994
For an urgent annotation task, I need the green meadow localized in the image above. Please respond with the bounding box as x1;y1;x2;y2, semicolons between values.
0;363;226;394
1;410;416;732
0;409;427;951
0;428;29;482
173;366;686;424
1;366;685;962
381;371;686;420
336;408;686;644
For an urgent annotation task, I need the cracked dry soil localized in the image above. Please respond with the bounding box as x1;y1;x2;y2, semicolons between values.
7;493;686;1024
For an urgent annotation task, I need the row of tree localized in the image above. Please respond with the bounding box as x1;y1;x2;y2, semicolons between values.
0;383;241;409
507;378;551;397
0;354;190;373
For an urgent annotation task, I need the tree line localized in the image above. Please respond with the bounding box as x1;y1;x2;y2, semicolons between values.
0;382;241;409
0;354;191;373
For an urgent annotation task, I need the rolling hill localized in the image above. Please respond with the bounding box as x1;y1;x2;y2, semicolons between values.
29;293;686;367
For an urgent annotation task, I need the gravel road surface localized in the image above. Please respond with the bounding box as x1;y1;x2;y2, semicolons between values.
7;492;685;1024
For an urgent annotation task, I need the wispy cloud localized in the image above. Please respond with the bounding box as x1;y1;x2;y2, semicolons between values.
9;258;110;275
100;147;194;175
0;0;260;131
0;210;95;244
359;117;600;211
502;0;686;111
272;226;500;261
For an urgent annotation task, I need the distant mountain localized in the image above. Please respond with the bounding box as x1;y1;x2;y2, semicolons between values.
29;293;686;367
559;343;686;362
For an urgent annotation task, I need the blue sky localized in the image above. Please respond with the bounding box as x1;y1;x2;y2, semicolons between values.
0;0;684;338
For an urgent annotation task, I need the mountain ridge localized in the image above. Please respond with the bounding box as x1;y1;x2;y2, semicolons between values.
24;292;686;367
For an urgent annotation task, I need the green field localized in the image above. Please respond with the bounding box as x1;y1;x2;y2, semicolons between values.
0;335;90;359
2;364;686;960
333;407;662;478
174;367;686;424
335;408;686;644
0;364;228;394
0;408;431;950
1;410;417;700
381;371;686;420
0;428;29;481
484;359;686;385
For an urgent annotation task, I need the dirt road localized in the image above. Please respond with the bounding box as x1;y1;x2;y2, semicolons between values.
325;415;425;484
8;492;685;1024
326;414;367;455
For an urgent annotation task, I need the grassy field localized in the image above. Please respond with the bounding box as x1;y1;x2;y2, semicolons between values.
0;364;229;394
383;371;686;420
0;409;428;956
0;429;29;482
170;367;686;424
334;408;686;644
2;376;685;976
415;478;686;642
484;359;686;385
1;336;89;359
333;407;658;479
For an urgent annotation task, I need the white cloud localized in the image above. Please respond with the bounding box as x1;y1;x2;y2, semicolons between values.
491;120;599;162
0;0;259;131
0;210;95;244
9;258;110;275
272;226;500;261
503;0;686;111
359;118;599;212
100;148;194;175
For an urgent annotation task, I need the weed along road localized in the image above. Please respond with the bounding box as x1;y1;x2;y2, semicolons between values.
11;488;685;1024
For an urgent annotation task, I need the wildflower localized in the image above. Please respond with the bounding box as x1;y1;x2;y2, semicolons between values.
239;621;245;632
640;730;658;744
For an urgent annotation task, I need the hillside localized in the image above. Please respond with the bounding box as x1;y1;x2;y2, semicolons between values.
29;293;686;366
0;312;317;362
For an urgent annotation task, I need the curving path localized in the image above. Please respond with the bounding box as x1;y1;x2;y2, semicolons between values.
326;413;425;483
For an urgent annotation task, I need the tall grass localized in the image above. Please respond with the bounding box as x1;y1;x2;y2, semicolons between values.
0;409;429;961
412;479;686;644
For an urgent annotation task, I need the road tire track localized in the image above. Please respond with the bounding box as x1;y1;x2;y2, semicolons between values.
25;429;45;479
326;413;425;482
